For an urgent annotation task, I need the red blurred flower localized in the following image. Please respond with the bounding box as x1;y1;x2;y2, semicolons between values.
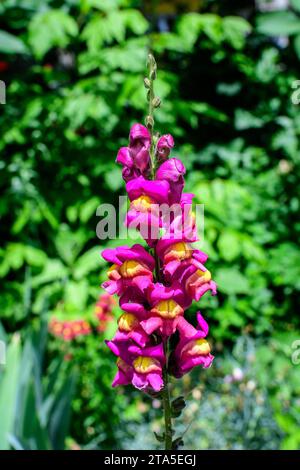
0;61;9;72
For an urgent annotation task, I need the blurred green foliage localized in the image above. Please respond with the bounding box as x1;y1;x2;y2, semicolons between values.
0;0;299;450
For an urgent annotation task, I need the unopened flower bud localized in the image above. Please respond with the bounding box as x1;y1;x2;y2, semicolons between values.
147;53;156;68
152;96;161;108
150;68;157;80
144;78;151;89
145;115;154;129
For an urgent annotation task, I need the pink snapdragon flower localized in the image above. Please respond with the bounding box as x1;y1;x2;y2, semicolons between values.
116;124;151;181
102;244;154;296
161;193;197;242
156;134;174;161
107;341;165;391
125;176;171;244
156;158;186;204
139;282;192;337
171;312;214;378
111;312;150;347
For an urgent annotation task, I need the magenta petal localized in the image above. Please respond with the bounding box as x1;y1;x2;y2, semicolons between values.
149;281;186;307
147;372;164;391
157;134;174;151
116;147;133;168
156;158;186;182
112;370;131;387
101;248;121;265
129;123;150;143
194;281;217;301
132;275;153;293
164;259;181;276
102;280;120;295
177;316;198;338
140;317;162;335
193;250;208;264
132;372;147;390
182;354;214;372
122;166;137;182
142;343;165;363
180;193;195;205
133;147;150;173
196;312;209;337
161;319;178;337
119;290;148;316
102;244;155;270
130;329;149;347
105;340;121;357
126;176;170;204
113;330;129;342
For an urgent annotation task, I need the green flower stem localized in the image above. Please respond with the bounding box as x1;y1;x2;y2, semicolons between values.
162;343;173;450
153;251;173;450
146;54;157;179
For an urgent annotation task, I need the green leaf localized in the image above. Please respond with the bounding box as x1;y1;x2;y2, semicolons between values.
122;9;149;36
256;11;300;36
154;431;165;443
269;243;300;290
14;354;51;450
290;0;300;12
79;197;100;223
177;13;222;50
172;436;184;449
217;231;241;261
0;30;28;54
64;280;89;310
24;246;47;267
0;335;21;450
294;34;300;59
104;168;123;191
55;227;87;266
234;109;264;130
216;268;249;295
31;260;67;288
48;371;77;449
80;0;119;12
223;16;251;49
81;10;148;52
28;10;78;59
73;246;104;280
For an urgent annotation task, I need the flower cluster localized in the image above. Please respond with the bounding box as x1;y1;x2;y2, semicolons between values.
102;121;216;393
49;293;115;341
49;318;91;341
95;293;116;332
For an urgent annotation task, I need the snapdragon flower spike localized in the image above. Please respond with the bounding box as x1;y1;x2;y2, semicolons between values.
102;106;217;397
116;124;151;181
102;244;154;296
107;341;165;391
171;312;214;378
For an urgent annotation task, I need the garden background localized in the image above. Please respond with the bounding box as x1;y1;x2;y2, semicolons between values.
0;0;300;450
